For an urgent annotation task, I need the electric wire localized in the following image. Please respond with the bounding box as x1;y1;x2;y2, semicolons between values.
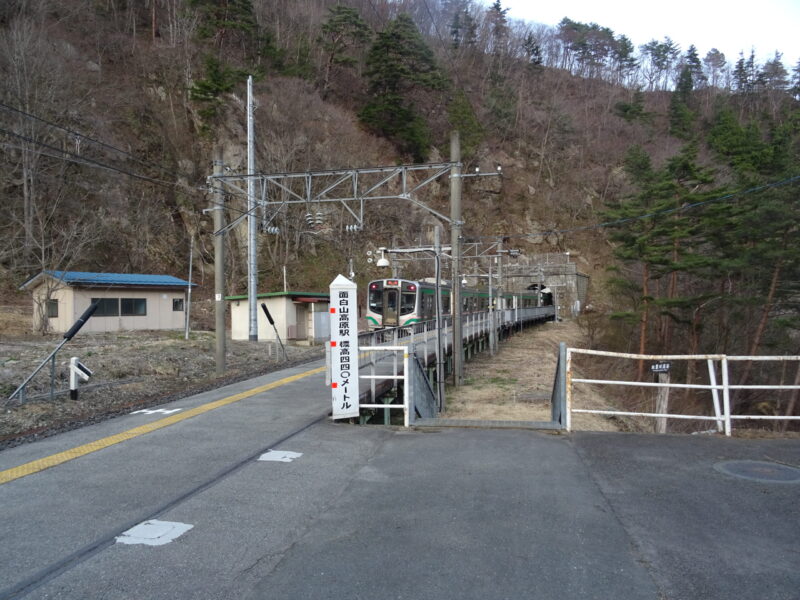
1;130;262;221
0;101;181;178
0;127;177;188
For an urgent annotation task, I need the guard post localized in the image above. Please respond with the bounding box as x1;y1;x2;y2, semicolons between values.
651;361;672;433
69;357;93;400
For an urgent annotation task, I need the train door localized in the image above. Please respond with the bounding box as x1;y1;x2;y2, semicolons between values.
383;288;399;327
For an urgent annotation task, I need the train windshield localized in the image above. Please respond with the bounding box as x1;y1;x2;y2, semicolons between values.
368;289;382;312
400;292;416;315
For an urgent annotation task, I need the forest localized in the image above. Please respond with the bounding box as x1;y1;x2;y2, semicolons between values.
1;0;799;414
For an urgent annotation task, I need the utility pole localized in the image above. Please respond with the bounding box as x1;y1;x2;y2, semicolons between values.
247;75;258;341
434;226;446;410
185;236;193;340
488;257;495;356
213;148;226;376
450;131;463;386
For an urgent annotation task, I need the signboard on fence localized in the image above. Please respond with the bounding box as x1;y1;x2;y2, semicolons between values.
329;275;360;419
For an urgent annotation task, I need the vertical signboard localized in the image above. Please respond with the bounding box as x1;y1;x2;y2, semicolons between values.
329;275;360;419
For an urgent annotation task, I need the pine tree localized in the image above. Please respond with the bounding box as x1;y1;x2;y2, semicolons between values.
486;0;509;56
604;144;720;376
318;5;371;98
669;66;695;139
760;52;789;91
188;0;256;49
792;58;800;100
703;49;726;89
359;14;446;161
522;31;543;69
612;35;637;84
684;45;706;87
733;50;758;93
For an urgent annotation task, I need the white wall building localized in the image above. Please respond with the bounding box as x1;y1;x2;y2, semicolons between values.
20;271;194;334
227;291;330;344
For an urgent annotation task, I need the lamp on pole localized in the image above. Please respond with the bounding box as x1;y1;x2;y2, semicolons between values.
377;228;450;411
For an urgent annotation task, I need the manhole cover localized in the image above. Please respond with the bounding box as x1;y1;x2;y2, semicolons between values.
714;460;800;484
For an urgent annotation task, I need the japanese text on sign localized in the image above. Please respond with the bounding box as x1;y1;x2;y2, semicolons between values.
329;275;360;418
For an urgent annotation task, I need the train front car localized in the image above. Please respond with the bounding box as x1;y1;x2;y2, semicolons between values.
366;279;420;330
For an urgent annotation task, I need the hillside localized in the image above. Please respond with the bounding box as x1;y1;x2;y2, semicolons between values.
2;1;800;422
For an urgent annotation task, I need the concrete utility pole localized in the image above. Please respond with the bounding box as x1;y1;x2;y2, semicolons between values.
185;237;193;340
450;131;464;386
213;148;226;376
488;258;496;356
247;75;258;341
434;226;446;410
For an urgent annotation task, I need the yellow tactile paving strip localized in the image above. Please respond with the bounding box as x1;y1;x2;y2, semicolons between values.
0;365;326;486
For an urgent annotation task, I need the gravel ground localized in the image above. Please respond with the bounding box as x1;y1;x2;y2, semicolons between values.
0;329;324;449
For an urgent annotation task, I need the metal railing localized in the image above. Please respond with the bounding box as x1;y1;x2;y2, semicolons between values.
565;348;800;436
326;306;556;422
358;346;411;427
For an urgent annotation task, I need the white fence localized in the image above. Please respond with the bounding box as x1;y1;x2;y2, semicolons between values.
566;349;800;436
358;346;412;427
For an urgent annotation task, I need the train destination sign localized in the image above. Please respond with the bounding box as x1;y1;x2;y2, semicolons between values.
329;275;360;419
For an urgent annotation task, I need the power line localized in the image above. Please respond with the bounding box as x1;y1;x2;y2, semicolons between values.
471;173;800;242
2;131;260;221
0;101;182;178
0;127;179;188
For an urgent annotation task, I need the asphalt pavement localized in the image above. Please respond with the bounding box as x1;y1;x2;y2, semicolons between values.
0;358;798;599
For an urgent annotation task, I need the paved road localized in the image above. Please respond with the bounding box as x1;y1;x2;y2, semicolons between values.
1;359;798;599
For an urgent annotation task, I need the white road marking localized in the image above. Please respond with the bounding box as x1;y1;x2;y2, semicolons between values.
116;520;193;546
258;450;303;463
130;408;183;415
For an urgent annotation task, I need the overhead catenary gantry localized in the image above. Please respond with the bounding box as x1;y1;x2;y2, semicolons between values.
206;159;465;381
207;162;460;236
206;132;498;385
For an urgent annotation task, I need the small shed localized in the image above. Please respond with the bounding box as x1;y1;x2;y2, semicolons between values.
227;291;330;344
20;270;195;334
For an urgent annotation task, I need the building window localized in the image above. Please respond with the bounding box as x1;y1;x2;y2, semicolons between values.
173;298;184;312
91;298;120;317
46;299;58;318
121;298;147;316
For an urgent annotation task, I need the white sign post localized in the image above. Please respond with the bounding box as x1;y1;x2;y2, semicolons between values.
329;275;360;419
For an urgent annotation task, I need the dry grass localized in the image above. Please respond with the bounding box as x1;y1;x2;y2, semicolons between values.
0;305;30;337
445;320;624;431
0;330;323;443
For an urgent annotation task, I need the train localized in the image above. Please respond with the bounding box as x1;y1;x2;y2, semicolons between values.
365;278;547;330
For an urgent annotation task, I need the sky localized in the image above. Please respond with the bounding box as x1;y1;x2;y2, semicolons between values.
500;0;800;67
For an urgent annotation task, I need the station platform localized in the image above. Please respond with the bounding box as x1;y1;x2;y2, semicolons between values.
1;358;798;599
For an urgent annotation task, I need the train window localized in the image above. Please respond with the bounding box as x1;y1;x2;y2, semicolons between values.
369;289;382;311
400;292;416;315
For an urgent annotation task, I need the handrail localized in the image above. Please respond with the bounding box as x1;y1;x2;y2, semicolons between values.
565;348;800;436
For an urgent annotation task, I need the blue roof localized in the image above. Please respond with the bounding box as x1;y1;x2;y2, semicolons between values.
41;270;195;287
